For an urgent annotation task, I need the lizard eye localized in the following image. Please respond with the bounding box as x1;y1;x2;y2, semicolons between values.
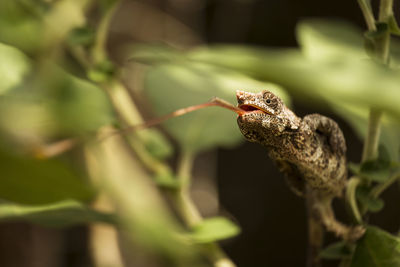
266;99;271;104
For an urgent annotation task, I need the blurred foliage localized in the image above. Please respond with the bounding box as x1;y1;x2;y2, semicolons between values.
0;199;115;227
189;217;240;244
350;226;400;267
0;147;94;204
0;0;399;266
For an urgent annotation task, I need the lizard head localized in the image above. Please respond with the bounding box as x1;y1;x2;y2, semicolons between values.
236;90;299;145
236;90;283;115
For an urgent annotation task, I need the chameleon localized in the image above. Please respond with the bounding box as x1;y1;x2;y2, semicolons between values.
235;90;365;244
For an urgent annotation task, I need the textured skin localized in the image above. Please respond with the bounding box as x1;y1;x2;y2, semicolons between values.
236;90;364;242
236;90;347;197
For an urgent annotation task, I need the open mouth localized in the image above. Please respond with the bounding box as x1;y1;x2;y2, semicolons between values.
238;104;272;115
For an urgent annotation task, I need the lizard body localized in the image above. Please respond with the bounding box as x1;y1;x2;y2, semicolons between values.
236;90;364;242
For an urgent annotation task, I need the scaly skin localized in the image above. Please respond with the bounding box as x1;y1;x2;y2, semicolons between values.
236;90;364;243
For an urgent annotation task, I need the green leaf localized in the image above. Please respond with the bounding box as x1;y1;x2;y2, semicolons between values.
154;172;180;189
142;129;174;160
297;19;366;61
143;62;290;153
0;1;43;53
0;148;95;205
0;42;31;94
356;186;384;213
189;217;240;243
0;200;116;227
350;226;400;267
0;62;113;139
360;146;392;183
129;44;185;64
88;60;115;83
388;15;400;36
348;162;361;175
67;26;95;46
320;241;352;260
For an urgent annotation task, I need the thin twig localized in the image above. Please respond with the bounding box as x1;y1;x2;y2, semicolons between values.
172;150;236;267
361;109;382;162
345;177;362;224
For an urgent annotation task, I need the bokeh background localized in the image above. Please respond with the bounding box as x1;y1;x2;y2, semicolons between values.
0;0;399;267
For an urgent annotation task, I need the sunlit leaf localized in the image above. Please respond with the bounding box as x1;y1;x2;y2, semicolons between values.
0;200;116;227
388;15;400;36
0;42;31;94
0;62;113;141
350;226;400;267
189;217;240;243
296;19;366;62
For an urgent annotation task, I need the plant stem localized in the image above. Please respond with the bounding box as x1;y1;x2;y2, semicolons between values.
379;0;394;22
345;177;362;224
91;0;121;64
173;151;236;267
370;172;400;198
361;109;382;162
357;0;377;31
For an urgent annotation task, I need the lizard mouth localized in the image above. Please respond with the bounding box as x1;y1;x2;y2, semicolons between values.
238;104;273;115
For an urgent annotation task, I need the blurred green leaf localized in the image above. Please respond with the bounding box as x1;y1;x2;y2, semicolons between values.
0;61;113;140
42;0;90;47
129;44;185;64
67;26;95;46
296;19;366;61
142;129;174;160
360;146;392;183
350;226;400;267
189;217;240;243
0;200;116;227
349;146;394;183
143;62;290;153
0;148;94;205
0;42;31;94
0;1;43;52
88;60;115;83
0;0;90;53
320;241;352;260
356;186;384;212
388;15;400;36
154;172;180;189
